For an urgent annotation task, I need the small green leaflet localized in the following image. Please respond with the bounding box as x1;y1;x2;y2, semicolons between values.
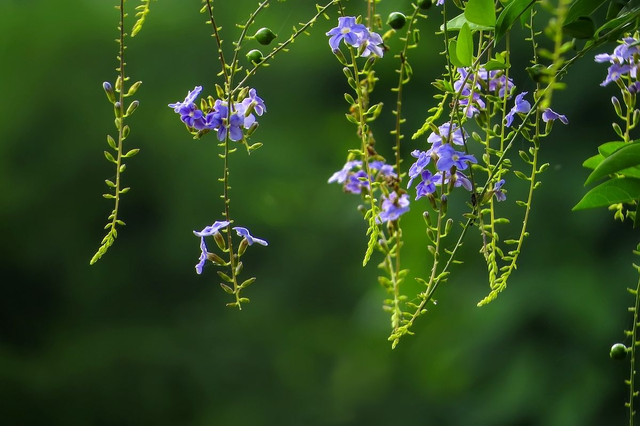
573;177;640;210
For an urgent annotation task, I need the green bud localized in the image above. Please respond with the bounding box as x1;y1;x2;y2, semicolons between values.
610;343;628;360
214;232;226;251
103;82;116;103
332;48;348;65
387;12;407;30
126;81;142;97
126;100;139;116
254;27;277;45
238;238;249;256
114;102;123;118
417;0;432;10
246;49;264;64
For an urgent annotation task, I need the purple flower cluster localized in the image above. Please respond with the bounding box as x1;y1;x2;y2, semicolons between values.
326;16;384;58
407;123;477;200
455;67;515;117
169;87;266;141
193;221;267;274
595;37;640;87
328;160;397;194
377;192;410;223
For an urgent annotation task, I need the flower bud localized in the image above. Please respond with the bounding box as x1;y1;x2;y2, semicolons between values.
246;49;264;64
611;96;623;117
610;343;628;360
126;81;143;97
114;102;123;118
254;27;277;45
387;12;407;30
126;100;139;116
332;48;348;65
417;0;432;9
103;82;116;103
238;238;249;256
440;194;448;214
246;122;259;137
214;232;226;251
423;211;432;227
207;252;227;266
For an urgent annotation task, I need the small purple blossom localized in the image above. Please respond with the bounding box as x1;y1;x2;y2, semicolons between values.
436;144;478;171
370;161;397;178
542;108;568;124
436;0;444;5
193;221;230;275
326;17;368;50
233;227;268;246
407;150;431;188
241;88;266;116
493;179;506;202
453;67;514;117
169;86;203;113
345;170;370;194
595;37;640;86
505;92;531;127
360;31;384;58
377;192;410;223
415;171;437;200
427;122;468;146
328;160;362;184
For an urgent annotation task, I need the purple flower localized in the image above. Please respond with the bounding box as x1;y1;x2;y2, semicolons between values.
436;0;444;5
193;221;230;275
453;67;514;117
210;101;245;141
169;86;203;113
195;236;208;275
328;160;362;184
370;161;397;178
542;108;568;124
377;192;410;223
233;227;268;246
493;179;506;202
360;31;384;58
436;144;478;171
415;171;437;200
345;170;370;194
595;37;640;86
326;17;368;50
505;92;531;127
407;150;431;188
241;88;266;116
427;122;468;146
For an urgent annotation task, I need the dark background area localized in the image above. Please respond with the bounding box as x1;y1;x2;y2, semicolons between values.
0;0;635;424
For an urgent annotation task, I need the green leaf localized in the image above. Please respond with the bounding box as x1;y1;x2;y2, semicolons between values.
594;6;640;39
563;16;596;39
448;40;466;68
582;154;605;170
484;59;509;70
442;13;494;32
465;0;496;28
495;0;537;44
598;141;625;157
586;142;640;185
573;177;640;210
456;23;474;67
565;0;608;24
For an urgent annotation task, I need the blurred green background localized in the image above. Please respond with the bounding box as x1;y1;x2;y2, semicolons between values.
0;0;636;424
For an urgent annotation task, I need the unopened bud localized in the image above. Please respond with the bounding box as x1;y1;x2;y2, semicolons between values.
114;102;123;118
207;252;227;265
612;96;623;117
126;100;139;116
238;238;249;256
103;82;115;103
214;232;226;251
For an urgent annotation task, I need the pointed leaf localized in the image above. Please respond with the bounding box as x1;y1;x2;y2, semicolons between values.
456;23;474;67
442;13;494;32
565;0;608;24
448;40;466;67
495;0;537;44
573;177;640;210
465;0;496;28
586;142;640;185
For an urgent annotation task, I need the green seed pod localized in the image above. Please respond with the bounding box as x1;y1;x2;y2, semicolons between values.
254;27;277;45
246;49;264;64
387;12;407;30
417;0;432;10
610;343;628;360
